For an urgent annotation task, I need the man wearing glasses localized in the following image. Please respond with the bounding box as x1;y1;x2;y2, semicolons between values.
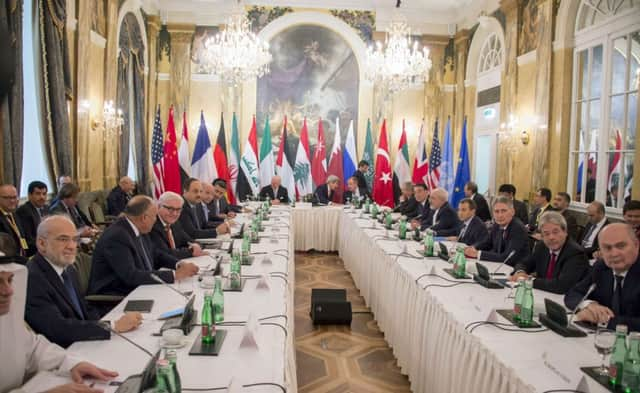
25;215;142;348
150;191;205;259
0;184;29;257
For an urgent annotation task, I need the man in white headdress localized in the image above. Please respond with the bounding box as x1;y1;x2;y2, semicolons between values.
0;255;117;392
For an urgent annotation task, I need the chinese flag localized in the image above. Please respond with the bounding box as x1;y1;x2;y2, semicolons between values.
372;119;394;208
162;106;182;194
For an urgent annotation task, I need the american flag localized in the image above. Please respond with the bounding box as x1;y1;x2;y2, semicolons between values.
151;106;165;199
428;125;441;190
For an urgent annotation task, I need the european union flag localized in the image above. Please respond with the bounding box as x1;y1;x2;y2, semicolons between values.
451;118;470;208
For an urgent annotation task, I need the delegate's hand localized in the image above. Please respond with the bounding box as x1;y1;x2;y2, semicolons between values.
216;223;230;235
410;220;420;230
189;242;205;257
175;262;199;281
227;211;237;219
576;302;615;325
114;312;142;333
70;362;117;384
464;246;478;258
509;271;529;282
272;199;281;205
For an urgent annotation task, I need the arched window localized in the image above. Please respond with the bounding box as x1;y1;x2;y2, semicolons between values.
568;0;639;209
477;33;503;75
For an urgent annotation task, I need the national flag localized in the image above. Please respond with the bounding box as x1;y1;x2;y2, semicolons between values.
191;111;216;184
212;113;236;204
150;105;165;199
311;118;327;187
372;119;394;207
237;116;260;200
327;116;344;203
392;119;411;205
229;113;241;203
440;117;454;198
259;115;275;187
608;129;622;191
428;119;442;190
276;116;296;199
342;119;357;188
362;119;374;192
294;117;313;198
162;106;182;194
577;133;597;196
178;111;191;184
412;120;430;186
451;117;470;208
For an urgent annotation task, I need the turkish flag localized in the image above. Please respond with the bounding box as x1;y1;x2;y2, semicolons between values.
372;119;394;208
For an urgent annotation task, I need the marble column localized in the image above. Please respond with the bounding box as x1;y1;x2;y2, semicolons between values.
169;27;195;116
423;35;448;144
146;16;160;161
454;30;470;144
75;0;92;190
102;0;119;187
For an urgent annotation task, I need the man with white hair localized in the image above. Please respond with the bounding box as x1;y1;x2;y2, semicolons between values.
106;176;135;216
258;175;289;204
412;188;460;235
313;175;341;205
150;191;205;259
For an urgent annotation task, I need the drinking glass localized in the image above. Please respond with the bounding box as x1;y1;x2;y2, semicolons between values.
594;327;616;375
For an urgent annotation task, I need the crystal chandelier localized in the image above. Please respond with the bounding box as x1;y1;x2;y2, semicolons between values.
200;9;272;85
90;100;124;139
364;20;432;94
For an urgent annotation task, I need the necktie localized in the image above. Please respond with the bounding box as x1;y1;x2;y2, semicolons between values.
165;225;176;249
582;224;595;247
192;206;201;229
61;269;85;319
612;275;624;316
497;228;506;253
458;224;468;241
138;237;153;270
545;252;557;279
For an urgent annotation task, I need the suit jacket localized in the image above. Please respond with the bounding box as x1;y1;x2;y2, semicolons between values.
474;218;530;265
472;194;491;222
178;198;218;239
353;170;368;191
106;186;131;216
258;186;289;203
394;196;420;219
514;239;589;294
88;217;177;296
344;187;370;204
420;202;461;236
513;199;529;225
149;219;194;260
25;254;108;348
16;202;47;256
313;184;333;205
562;210;579;240
579;219;610;259
458;216;489;246
49;201;93;229
0;211;29;257
207;197;239;222
565;257;640;331
528;204;555;231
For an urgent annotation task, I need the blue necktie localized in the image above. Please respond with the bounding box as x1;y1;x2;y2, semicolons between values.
61;269;85;319
138;237;153;270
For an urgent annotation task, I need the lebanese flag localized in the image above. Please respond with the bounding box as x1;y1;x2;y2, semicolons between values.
372;119;393;208
412;120;429;186
294;118;313;199
213;113;235;204
311;118;327;187
162;106;182;194
326;117;343;203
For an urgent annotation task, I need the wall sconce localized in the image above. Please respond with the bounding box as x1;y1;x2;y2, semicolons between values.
520;129;530;145
91;100;124;139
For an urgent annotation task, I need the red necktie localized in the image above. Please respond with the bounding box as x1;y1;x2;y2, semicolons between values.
545;252;557;279
166;225;176;250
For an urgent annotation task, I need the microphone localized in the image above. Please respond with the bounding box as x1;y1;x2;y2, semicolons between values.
94;321;153;357
569;283;597;324
491;250;516;275
150;273;191;300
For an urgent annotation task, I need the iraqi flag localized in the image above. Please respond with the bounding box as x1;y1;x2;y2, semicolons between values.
294;118;313;199
392;119;411;205
372;119;394;207
229;113;241;203
327;117;343;203
237;116;260;201
191;111;216;184
276;116;296;200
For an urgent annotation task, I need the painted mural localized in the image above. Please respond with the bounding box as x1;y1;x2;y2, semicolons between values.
256;24;360;154
191;26;219;72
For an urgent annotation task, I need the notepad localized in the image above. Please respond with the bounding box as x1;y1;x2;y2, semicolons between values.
124;299;154;313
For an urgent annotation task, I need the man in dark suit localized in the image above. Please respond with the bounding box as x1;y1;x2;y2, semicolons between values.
579;200;609;259
202;180;238;226
49;174;72;207
412;188;460;236
258;176;289;204
498;184;528;225
344;176;370;204
313;175;340;205
623;200;640;241
178;178;228;239
0;184;29;257
88;196;199;297
16;181;49;256
49;183;97;238
150;191;205;259
464;181;491;222
106;176;135;216
528;187;555;232
552;192;579;240
511;211;588;294
393;181;419;218
25;215;142;348
452;198;489;246
565;223;640;330
353;160;369;191
464;196;530;265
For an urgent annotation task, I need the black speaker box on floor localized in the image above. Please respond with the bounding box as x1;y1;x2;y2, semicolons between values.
310;288;352;325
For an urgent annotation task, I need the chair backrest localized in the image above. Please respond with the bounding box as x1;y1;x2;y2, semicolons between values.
73;251;92;297
89;202;106;224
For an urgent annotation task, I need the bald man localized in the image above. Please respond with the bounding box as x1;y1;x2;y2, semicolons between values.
0;184;29;257
565;223;640;330
107;176;135;216
412;188;460;235
258;176;289;204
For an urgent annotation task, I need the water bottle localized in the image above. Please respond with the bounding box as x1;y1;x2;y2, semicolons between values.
165;350;181;393
519;278;534;326
454;246;467;278
364;198;370;213
611;325;629;386
200;292;214;344
423;230;434;257
212;277;224;323
513;278;526;322
230;252;242;289
398;218;407;240
621;331;640;393
385;212;393;229
371;203;378;219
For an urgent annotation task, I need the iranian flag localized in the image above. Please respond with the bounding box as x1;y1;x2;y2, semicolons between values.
392;119;411;205
372;119;393;208
294;118;313;199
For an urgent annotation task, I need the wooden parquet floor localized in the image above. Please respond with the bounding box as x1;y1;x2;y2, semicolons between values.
295;252;412;393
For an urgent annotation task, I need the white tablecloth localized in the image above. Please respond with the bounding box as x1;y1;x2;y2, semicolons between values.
338;209;608;393
291;205;343;251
